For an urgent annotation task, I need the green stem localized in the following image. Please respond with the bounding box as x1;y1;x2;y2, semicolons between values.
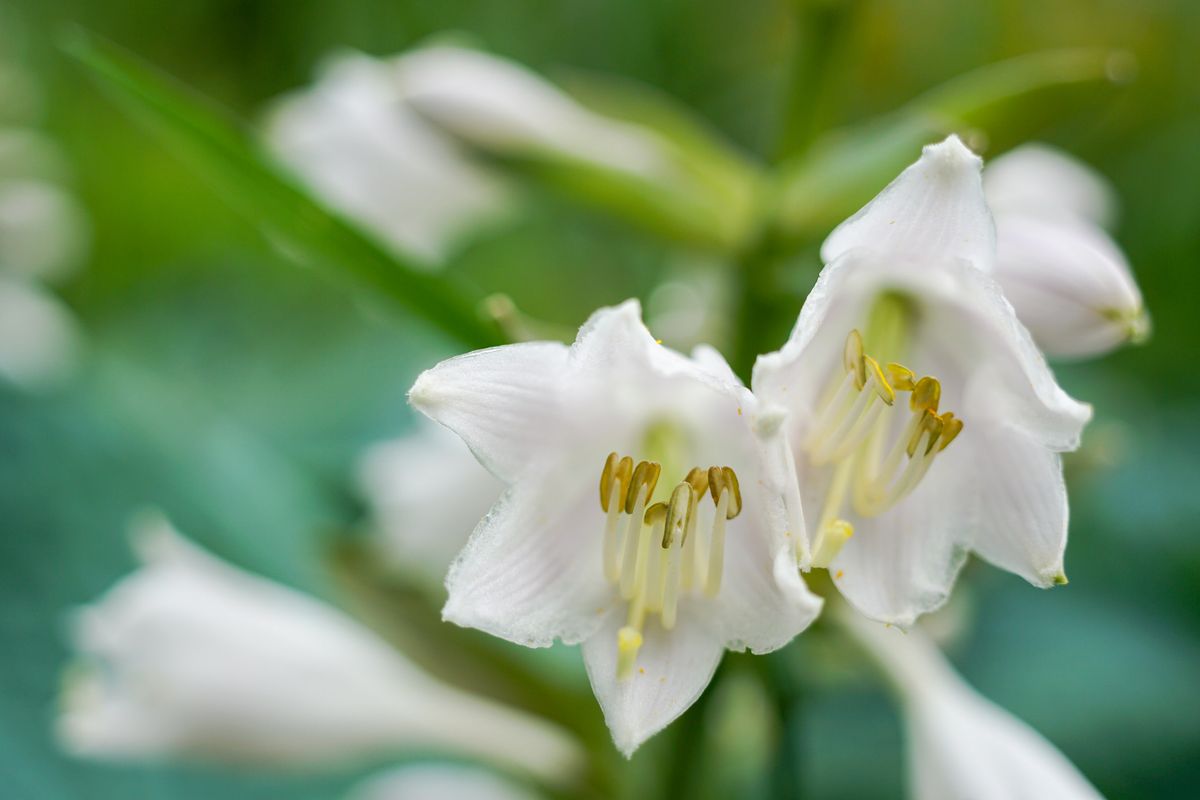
764;649;807;800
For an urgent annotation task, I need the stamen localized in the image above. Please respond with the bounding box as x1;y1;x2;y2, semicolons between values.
596;454;741;679
804;327;965;555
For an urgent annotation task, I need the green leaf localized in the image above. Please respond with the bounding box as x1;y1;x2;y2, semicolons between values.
774;48;1124;238
61;28;503;350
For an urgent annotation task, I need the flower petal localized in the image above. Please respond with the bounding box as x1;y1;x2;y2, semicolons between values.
701;495;823;652
409;341;569;482
821;135;995;272
443;473;611;648
984;143;1116;228
581;610;724;757
838;609;1105;800
994;215;1146;358
960;420;1069;588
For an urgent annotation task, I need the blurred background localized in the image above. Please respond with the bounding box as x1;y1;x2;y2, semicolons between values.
2;0;1199;798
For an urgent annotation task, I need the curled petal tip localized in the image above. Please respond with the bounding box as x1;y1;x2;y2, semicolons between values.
921;134;983;174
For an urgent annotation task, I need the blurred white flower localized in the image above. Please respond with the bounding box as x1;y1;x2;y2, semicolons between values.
984;144;1147;358
754;136;1090;626
347;765;541;800
0;127;88;391
838;605;1105;800
58;514;583;783
410;300;821;755
0;176;89;282
0;276;79;389
264;50;510;265
397;44;673;179
357;421;502;585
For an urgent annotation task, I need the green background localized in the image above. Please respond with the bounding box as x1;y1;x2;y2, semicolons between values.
2;0;1199;797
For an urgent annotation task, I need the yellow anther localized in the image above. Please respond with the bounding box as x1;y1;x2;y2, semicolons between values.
923;414;945;455
844;329;866;389
937;413;964;451
643;502;667;525
910;376;942;413
625;460;661;514
684;466;709;498
885;362;916;391
863;355;895;405
707;466;742;519
662;483;695;548
599;452;634;512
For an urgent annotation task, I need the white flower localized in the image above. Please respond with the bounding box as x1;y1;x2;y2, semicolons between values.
753;136;1091;626
837;605;1105;800
0;175;89;282
984;144;1147;358
396;45;672;179
0;276;79;389
409;300;821;755
264;50;509;264
347;765;541;800
58;514;582;783
358;421;502;585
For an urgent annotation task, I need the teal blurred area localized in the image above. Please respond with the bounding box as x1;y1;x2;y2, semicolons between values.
2;1;1199;798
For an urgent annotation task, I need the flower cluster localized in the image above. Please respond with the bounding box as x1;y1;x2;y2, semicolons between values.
405;134;1142;776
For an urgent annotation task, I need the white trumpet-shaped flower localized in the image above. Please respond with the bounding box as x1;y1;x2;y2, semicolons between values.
58;514;582;783
837;605;1105;800
410;300;821;755
754;136;1091;626
264;50;509;264
984;143;1147;358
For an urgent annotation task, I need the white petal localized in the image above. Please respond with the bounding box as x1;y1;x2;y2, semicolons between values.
984;143;1116;228
357;422;503;584
960;420;1069;587
838;611;1104;800
347;765;543;800
409;341;569;482
821;135;996;271
827;463;971;628
443;473;611;648
994;215;1146;358
397;45;669;178
264;51;508;263
581;610;724;757
702;496;823;652
0;278;80;390
63;518;584;781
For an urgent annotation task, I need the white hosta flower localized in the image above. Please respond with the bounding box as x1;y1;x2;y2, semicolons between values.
838;606;1105;800
347;765;541;800
58;514;582;783
984;144;1147;358
0;177;89;282
0;276;79;389
410;300;821;755
264;50;509;264
754;136;1091;626
358;421;502;584
397;45;671;179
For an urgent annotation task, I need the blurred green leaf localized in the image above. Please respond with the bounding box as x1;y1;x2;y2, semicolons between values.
61;28;503;350
774;48;1122;238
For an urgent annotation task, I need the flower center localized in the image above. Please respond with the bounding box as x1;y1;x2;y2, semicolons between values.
598;452;742;680
804;295;964;569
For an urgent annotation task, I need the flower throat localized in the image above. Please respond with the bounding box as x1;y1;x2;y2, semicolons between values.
806;292;964;569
